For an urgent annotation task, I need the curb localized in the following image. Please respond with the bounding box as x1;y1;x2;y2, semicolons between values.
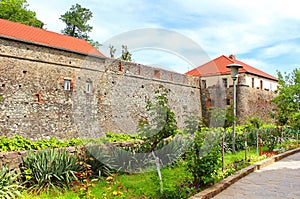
189;147;300;199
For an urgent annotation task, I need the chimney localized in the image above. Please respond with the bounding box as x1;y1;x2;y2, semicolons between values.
229;54;236;60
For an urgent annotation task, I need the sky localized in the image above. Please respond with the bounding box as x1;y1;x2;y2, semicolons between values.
26;0;300;76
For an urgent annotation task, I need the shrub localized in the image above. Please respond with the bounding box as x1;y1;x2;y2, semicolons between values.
185;128;222;187
21;149;82;193
0;165;22;199
138;85;178;153
0;134;82;152
260;128;280;151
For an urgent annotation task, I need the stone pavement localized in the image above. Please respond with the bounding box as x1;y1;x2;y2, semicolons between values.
212;151;300;199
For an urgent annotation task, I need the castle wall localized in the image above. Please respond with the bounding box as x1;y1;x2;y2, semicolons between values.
201;75;277;126
0;37;201;140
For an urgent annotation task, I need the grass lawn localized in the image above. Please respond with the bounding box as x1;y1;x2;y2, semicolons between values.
21;163;189;199
20;147;266;199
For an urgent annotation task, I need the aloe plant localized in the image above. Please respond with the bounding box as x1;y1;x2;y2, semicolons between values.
21;149;82;193
0;165;22;199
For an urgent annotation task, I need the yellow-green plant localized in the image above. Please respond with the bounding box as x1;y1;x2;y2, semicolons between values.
0;165;22;199
21;149;81;194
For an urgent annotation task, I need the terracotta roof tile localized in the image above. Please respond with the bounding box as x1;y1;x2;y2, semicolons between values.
0;19;105;58
186;55;278;81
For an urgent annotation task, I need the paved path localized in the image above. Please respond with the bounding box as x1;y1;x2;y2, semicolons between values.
212;152;300;199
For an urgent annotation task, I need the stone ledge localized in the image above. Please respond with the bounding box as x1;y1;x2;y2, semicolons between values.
189;147;300;199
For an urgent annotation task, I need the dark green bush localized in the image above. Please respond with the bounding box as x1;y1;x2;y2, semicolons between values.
185;128;222;187
21;149;82;193
0;165;22;199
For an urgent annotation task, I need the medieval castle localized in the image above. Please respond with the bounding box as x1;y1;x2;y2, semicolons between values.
0;19;277;140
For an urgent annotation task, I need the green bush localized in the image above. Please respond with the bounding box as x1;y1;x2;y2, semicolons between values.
21;149;82;193
104;132;140;142
185;128;222;187
0;165;22;199
0;135;82;152
260;128;280;151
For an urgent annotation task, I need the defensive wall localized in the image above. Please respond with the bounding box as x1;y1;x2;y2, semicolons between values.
0;37;201;140
202;73;277;126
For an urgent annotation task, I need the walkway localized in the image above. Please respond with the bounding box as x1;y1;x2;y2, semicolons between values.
212;152;300;199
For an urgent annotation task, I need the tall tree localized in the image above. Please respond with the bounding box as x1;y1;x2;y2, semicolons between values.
60;4;101;49
120;45;132;61
60;4;93;41
271;69;300;129
0;0;43;28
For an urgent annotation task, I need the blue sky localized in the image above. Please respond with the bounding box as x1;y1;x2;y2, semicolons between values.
27;0;300;76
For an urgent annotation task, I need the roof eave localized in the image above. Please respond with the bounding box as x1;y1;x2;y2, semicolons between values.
0;34;106;59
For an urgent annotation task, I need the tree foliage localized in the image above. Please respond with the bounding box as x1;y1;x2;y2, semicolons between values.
138;85;177;153
60;3;101;49
120;45;133;61
271;69;300;129
0;0;43;28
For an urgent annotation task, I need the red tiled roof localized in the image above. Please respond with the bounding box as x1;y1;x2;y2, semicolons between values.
185;55;278;81
0;19;105;58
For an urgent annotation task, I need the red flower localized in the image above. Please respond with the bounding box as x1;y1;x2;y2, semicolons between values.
72;181;80;185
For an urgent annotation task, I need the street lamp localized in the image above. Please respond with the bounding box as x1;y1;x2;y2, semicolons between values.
226;63;243;153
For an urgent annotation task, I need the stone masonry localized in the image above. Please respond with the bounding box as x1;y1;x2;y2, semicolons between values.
0;37;201;140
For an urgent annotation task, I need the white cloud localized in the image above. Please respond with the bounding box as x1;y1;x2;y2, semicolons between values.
26;0;300;76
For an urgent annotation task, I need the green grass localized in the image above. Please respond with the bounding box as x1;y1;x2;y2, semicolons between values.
21;163;189;199
20;147;269;199
224;147;258;165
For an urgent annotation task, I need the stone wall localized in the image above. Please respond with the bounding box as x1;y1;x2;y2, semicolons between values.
201;75;277;126
0;37;201;140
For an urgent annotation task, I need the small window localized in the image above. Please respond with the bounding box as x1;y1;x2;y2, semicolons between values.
64;79;71;90
201;80;207;89
260;80;263;90
154;70;160;79
226;98;231;105
86;82;92;93
205;98;211;108
170;73;174;81
34;93;43;104
118;62;122;71
222;78;228;88
252;78;255;88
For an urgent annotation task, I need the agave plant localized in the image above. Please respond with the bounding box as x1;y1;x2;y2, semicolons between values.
0;165;22;199
21;149;82;193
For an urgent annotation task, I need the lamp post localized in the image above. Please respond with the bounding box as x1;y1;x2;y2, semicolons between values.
226;64;243;153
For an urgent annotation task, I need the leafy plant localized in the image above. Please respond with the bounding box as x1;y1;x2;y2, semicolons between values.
138;85;178;153
105;132;140;142
0;165;22;199
21;149;82;193
101;174;128;199
72;147;97;199
271;69;300;128
0;135;82;152
260;128;280;151
185;128;222;187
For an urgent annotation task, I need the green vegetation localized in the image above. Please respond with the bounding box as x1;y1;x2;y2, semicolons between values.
185;128;222;187
0;165;22;198
138;85;178;153
0;135;82;152
0;84;299;198
60;3;101;48
21;149;81;194
0;0;43;28
272;68;300;129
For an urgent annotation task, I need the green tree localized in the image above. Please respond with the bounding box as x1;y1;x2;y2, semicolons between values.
138;85;177;153
120;45;133;61
271;69;300;129
0;0;43;28
60;3;101;49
